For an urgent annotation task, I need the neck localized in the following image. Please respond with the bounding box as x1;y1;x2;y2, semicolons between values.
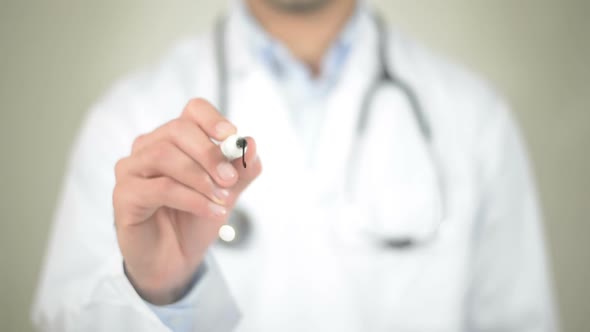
246;0;356;75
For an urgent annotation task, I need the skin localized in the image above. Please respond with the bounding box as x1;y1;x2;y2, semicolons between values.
248;0;356;74
114;99;262;304
115;0;356;305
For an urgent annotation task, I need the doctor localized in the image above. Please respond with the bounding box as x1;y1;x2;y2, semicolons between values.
32;0;557;331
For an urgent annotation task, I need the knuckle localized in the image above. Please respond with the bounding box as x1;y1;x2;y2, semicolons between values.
131;134;145;152
166;119;187;142
184;98;206;116
187;97;207;110
147;142;171;162
167;118;183;132
112;182;127;207
114;158;128;180
184;98;220;123
112;183;120;202
112;182;140;226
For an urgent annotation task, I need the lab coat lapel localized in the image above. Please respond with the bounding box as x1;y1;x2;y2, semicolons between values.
312;12;380;197
223;11;310;211
313;12;442;242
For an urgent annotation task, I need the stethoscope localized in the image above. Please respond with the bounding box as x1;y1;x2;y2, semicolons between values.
213;14;446;250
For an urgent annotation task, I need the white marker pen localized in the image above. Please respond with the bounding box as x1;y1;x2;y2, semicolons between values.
220;134;248;168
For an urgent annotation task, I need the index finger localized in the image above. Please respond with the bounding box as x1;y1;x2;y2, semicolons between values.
181;98;237;141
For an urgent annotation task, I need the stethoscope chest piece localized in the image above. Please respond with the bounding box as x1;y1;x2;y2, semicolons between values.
217;207;252;247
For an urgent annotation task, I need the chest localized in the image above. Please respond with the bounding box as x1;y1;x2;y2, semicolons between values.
203;69;481;330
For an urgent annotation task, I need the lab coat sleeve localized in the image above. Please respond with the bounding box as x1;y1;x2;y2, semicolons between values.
146;262;208;332
146;255;240;332
465;99;559;331
31;94;240;331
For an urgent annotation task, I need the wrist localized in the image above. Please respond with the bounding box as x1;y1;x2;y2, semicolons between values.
123;261;199;305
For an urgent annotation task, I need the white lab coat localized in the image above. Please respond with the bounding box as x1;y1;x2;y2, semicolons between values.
32;8;557;332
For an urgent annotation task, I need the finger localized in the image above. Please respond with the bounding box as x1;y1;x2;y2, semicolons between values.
230;137;262;194
132;119;212;155
124;142;231;206
113;176;228;227
133;98;235;152
181;98;237;141
132;119;239;188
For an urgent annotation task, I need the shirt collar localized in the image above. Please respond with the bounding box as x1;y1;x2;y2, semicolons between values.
234;0;364;86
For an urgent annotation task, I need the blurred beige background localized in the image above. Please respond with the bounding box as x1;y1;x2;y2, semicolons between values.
1;0;588;331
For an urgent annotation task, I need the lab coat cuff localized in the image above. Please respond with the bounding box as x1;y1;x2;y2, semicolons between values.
117;253;241;332
144;262;207;332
